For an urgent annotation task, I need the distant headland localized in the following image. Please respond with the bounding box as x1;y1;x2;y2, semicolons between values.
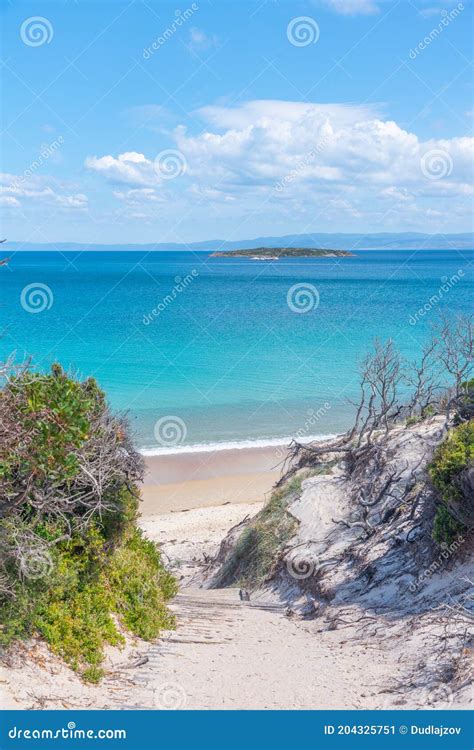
209;247;355;259
5;232;473;252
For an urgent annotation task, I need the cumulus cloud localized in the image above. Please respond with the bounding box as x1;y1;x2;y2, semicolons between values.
85;99;473;226
85;152;158;188
178;100;472;191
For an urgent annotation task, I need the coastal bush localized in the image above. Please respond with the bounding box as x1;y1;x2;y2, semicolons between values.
454;378;474;423
429;420;474;545
0;365;176;681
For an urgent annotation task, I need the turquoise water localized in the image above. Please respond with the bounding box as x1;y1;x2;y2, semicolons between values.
0;250;472;451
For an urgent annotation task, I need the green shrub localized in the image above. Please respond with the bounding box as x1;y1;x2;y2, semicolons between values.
454;378;474;423
429;420;474;545
108;529;177;639
432;504;463;547
0;365;176;681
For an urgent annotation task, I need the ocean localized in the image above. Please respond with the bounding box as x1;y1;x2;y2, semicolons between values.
1;249;472;453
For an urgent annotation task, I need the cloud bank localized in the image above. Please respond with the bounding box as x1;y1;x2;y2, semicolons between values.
84;100;473;229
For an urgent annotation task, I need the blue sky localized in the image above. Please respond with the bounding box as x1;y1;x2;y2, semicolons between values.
1;0;473;245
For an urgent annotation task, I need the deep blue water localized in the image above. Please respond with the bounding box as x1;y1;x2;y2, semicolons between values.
0;249;472;451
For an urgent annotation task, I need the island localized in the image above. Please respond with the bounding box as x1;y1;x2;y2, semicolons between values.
209;247;355;259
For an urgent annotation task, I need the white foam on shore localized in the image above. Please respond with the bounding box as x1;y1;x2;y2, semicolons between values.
140;433;339;457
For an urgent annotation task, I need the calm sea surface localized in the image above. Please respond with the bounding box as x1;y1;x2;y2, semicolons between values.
1;249;472;451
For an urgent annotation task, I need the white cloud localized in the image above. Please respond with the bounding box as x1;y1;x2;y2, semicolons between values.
55;193;88;209
322;0;380;15
187;27;220;52
0;173;88;210
381;186;412;202
85;152;158;188
85;99;473;228
197;100;380;130
417;4;448;18
418;7;442;18
177;100;472;191
0;195;21;207
113;187;163;204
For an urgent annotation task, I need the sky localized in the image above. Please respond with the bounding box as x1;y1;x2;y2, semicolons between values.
1;0;473;245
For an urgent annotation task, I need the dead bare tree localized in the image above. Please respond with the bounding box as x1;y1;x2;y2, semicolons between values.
433;314;474;419
406;339;442;417
348;339;405;446
277;316;473;543
279;336;437;484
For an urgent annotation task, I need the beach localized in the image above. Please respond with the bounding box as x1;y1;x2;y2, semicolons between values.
141;444;282;514
140;444;280;581
3;422;473;711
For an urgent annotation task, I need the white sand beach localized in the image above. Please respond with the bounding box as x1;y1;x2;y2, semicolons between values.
141;444;282;513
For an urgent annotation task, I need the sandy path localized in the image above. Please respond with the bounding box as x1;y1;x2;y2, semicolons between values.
0;586;382;711
5;472;467;710
107;584;439;711
120;499;401;711
144;588;367;710
1;499;395;711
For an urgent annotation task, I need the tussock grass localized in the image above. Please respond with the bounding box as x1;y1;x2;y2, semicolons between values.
213;475;309;588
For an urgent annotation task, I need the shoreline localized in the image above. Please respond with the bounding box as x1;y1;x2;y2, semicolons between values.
139;432;337;457
141;443;283;515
